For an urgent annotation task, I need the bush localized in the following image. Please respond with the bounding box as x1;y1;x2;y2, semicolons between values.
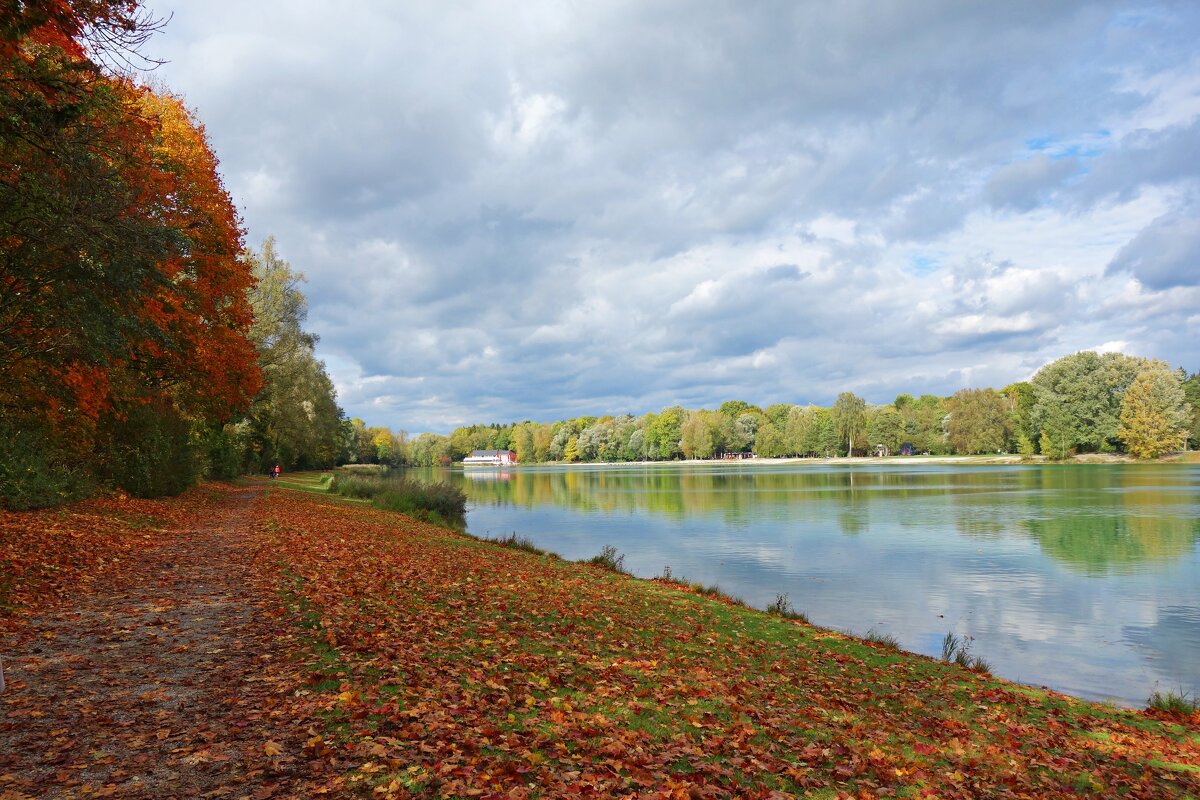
0;420;95;510
767;593;809;622
863;628;901;650
101;403;198;497
194;421;242;480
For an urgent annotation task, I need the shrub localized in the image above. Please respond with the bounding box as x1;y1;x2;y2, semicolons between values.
586;544;627;573
0;420;95;510
101;403;198;497
488;532;548;555
863;628;901;650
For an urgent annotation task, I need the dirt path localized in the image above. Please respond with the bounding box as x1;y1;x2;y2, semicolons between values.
0;485;316;799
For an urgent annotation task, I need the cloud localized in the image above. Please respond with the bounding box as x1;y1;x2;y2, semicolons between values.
1107;205;1200;289
142;0;1200;430
985;155;1081;211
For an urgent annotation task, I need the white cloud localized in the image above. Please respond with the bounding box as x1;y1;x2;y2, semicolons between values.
142;0;1200;431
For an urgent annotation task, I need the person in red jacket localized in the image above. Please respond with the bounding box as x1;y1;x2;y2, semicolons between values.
273;464;281;479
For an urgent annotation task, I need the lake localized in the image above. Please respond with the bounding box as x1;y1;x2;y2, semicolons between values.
415;461;1200;706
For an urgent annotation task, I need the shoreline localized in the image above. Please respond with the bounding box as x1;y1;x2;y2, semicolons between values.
451;452;1176;469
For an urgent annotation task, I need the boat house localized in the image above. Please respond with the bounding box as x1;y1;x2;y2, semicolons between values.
463;449;518;466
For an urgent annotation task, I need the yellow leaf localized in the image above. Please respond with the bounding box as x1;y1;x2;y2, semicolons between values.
264;740;284;757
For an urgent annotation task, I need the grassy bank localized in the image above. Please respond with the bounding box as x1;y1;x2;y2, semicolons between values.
251;484;1199;798
328;471;467;529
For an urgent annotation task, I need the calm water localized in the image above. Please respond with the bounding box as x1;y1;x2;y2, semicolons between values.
416;462;1200;706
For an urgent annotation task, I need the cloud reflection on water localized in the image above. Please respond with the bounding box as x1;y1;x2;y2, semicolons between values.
446;463;1199;705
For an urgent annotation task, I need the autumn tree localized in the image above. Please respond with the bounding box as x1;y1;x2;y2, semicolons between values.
945;389;1010;454
1;6;260;503
1118;361;1189;459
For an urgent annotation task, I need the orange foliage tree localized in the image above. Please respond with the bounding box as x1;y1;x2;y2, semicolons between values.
0;1;261;503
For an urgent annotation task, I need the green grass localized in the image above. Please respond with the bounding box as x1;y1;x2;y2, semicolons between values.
326;472;467;528
1148;689;1198;716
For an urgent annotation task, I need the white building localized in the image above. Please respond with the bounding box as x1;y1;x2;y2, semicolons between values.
462;449;518;466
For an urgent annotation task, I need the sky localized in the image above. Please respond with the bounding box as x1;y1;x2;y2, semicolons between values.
140;1;1200;434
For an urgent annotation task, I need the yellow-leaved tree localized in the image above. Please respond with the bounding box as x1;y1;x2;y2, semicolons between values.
1118;361;1189;459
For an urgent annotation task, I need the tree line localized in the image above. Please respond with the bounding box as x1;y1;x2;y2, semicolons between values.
352;351;1199;468
0;3;345;507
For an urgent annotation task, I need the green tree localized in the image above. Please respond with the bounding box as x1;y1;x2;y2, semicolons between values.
1001;381;1036;449
832;392;867;457
646;406;685;460
238;238;345;471
1182;370;1200;449
1118;361;1189;459
1031;351;1146;453
902;395;949;454
680;410;721;459
868;407;905;455
754;419;787;457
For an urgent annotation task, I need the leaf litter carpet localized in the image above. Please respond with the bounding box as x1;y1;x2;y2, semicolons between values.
2;481;1198;799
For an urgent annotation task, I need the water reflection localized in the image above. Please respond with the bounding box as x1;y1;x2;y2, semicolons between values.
455;464;1199;573
410;462;1200;705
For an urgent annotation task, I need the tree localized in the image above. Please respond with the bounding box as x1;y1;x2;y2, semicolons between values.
1;11;261;502
868;407;904;455
1001;382;1036;448
1031;351;1146;453
1118;361;1189;459
1182;370;1200;449
237;239;344;471
902;395;949;454
646;406;684;460
832;392;867;457
754;419;787;457
945;389;1010;454
680;410;721;459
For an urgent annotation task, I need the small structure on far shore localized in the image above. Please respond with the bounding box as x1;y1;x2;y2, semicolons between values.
463;449;518;466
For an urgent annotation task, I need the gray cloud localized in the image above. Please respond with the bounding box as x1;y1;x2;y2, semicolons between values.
985;155;1082;211
1106;205;1200;289
143;0;1200;431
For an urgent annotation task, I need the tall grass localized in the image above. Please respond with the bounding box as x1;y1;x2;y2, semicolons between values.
329;473;466;529
766;593;809;622
1146;688;1198;716
941;631;991;674
586;544;627;573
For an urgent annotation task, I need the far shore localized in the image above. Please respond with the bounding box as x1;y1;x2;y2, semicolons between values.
453;451;1181;468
